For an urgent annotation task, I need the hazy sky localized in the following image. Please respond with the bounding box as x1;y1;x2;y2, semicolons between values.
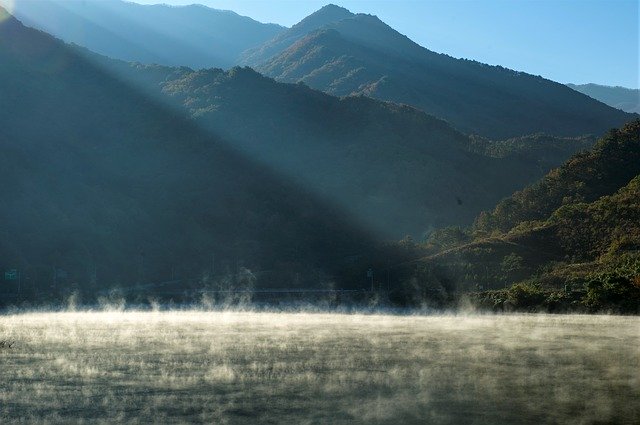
129;0;639;89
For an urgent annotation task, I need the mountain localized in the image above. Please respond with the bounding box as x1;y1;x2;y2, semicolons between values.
5;0;284;69
243;5;634;139
9;1;631;140
405;120;640;312
1;6;624;307
73;47;598;240
239;4;355;66
473;121;640;235
0;8;382;302
466;133;594;170
567;83;640;114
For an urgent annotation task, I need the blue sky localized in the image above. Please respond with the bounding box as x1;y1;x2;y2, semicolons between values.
131;0;639;89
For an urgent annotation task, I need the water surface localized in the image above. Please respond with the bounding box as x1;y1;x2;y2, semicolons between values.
0;312;638;424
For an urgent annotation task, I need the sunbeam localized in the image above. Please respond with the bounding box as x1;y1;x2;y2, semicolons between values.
0;0;14;21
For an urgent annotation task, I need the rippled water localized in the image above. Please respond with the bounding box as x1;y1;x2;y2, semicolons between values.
0;311;638;424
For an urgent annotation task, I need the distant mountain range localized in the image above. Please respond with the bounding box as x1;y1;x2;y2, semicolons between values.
567;83;640;114
6;0;284;69
243;4;633;139
10;1;633;140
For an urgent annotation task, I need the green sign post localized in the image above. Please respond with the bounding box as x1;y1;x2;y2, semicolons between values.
4;269;18;281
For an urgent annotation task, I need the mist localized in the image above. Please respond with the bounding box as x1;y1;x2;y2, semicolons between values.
1;310;638;424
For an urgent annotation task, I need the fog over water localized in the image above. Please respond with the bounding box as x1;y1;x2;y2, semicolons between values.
1;311;638;424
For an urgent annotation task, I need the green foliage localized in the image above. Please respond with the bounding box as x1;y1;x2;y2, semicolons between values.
87;57;580;238
422;121;640;313
425;227;471;251
474;120;640;235
500;253;525;281
584;273;640;313
506;282;546;310
467;134;594;166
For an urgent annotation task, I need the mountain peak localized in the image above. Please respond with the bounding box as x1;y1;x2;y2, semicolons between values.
292;4;354;33
317;4;353;15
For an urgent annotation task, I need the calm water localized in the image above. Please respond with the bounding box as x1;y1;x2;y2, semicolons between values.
1;311;638;424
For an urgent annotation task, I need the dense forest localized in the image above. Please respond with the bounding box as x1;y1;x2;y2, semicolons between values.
11;1;633;140
402;121;640;313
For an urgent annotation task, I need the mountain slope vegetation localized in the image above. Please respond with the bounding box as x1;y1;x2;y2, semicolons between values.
8;1;631;140
75;50;596;239
405;120;640;312
245;5;633;139
0;9;382;302
6;0;284;69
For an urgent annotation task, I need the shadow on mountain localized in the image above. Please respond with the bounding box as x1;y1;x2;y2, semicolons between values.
76;51;595;240
0;10;381;301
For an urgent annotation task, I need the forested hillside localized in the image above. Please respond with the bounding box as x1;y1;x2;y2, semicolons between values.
0;9;380;302
405;120;640;312
474;122;640;235
245;5;633;139
1;6;633;309
8;2;631;140
71;51;596;239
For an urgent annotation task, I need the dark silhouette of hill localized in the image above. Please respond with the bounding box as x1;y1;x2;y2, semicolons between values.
243;5;634;139
77;49;595;240
406;120;640;312
8;0;284;69
567;83;640;114
0;8;383;302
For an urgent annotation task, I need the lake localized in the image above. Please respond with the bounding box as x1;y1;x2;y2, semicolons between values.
1;311;638;424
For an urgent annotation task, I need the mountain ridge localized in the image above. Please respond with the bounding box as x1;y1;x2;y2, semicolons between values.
79;50;600;239
567;83;640;114
246;4;634;139
0;8;383;301
6;0;285;69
